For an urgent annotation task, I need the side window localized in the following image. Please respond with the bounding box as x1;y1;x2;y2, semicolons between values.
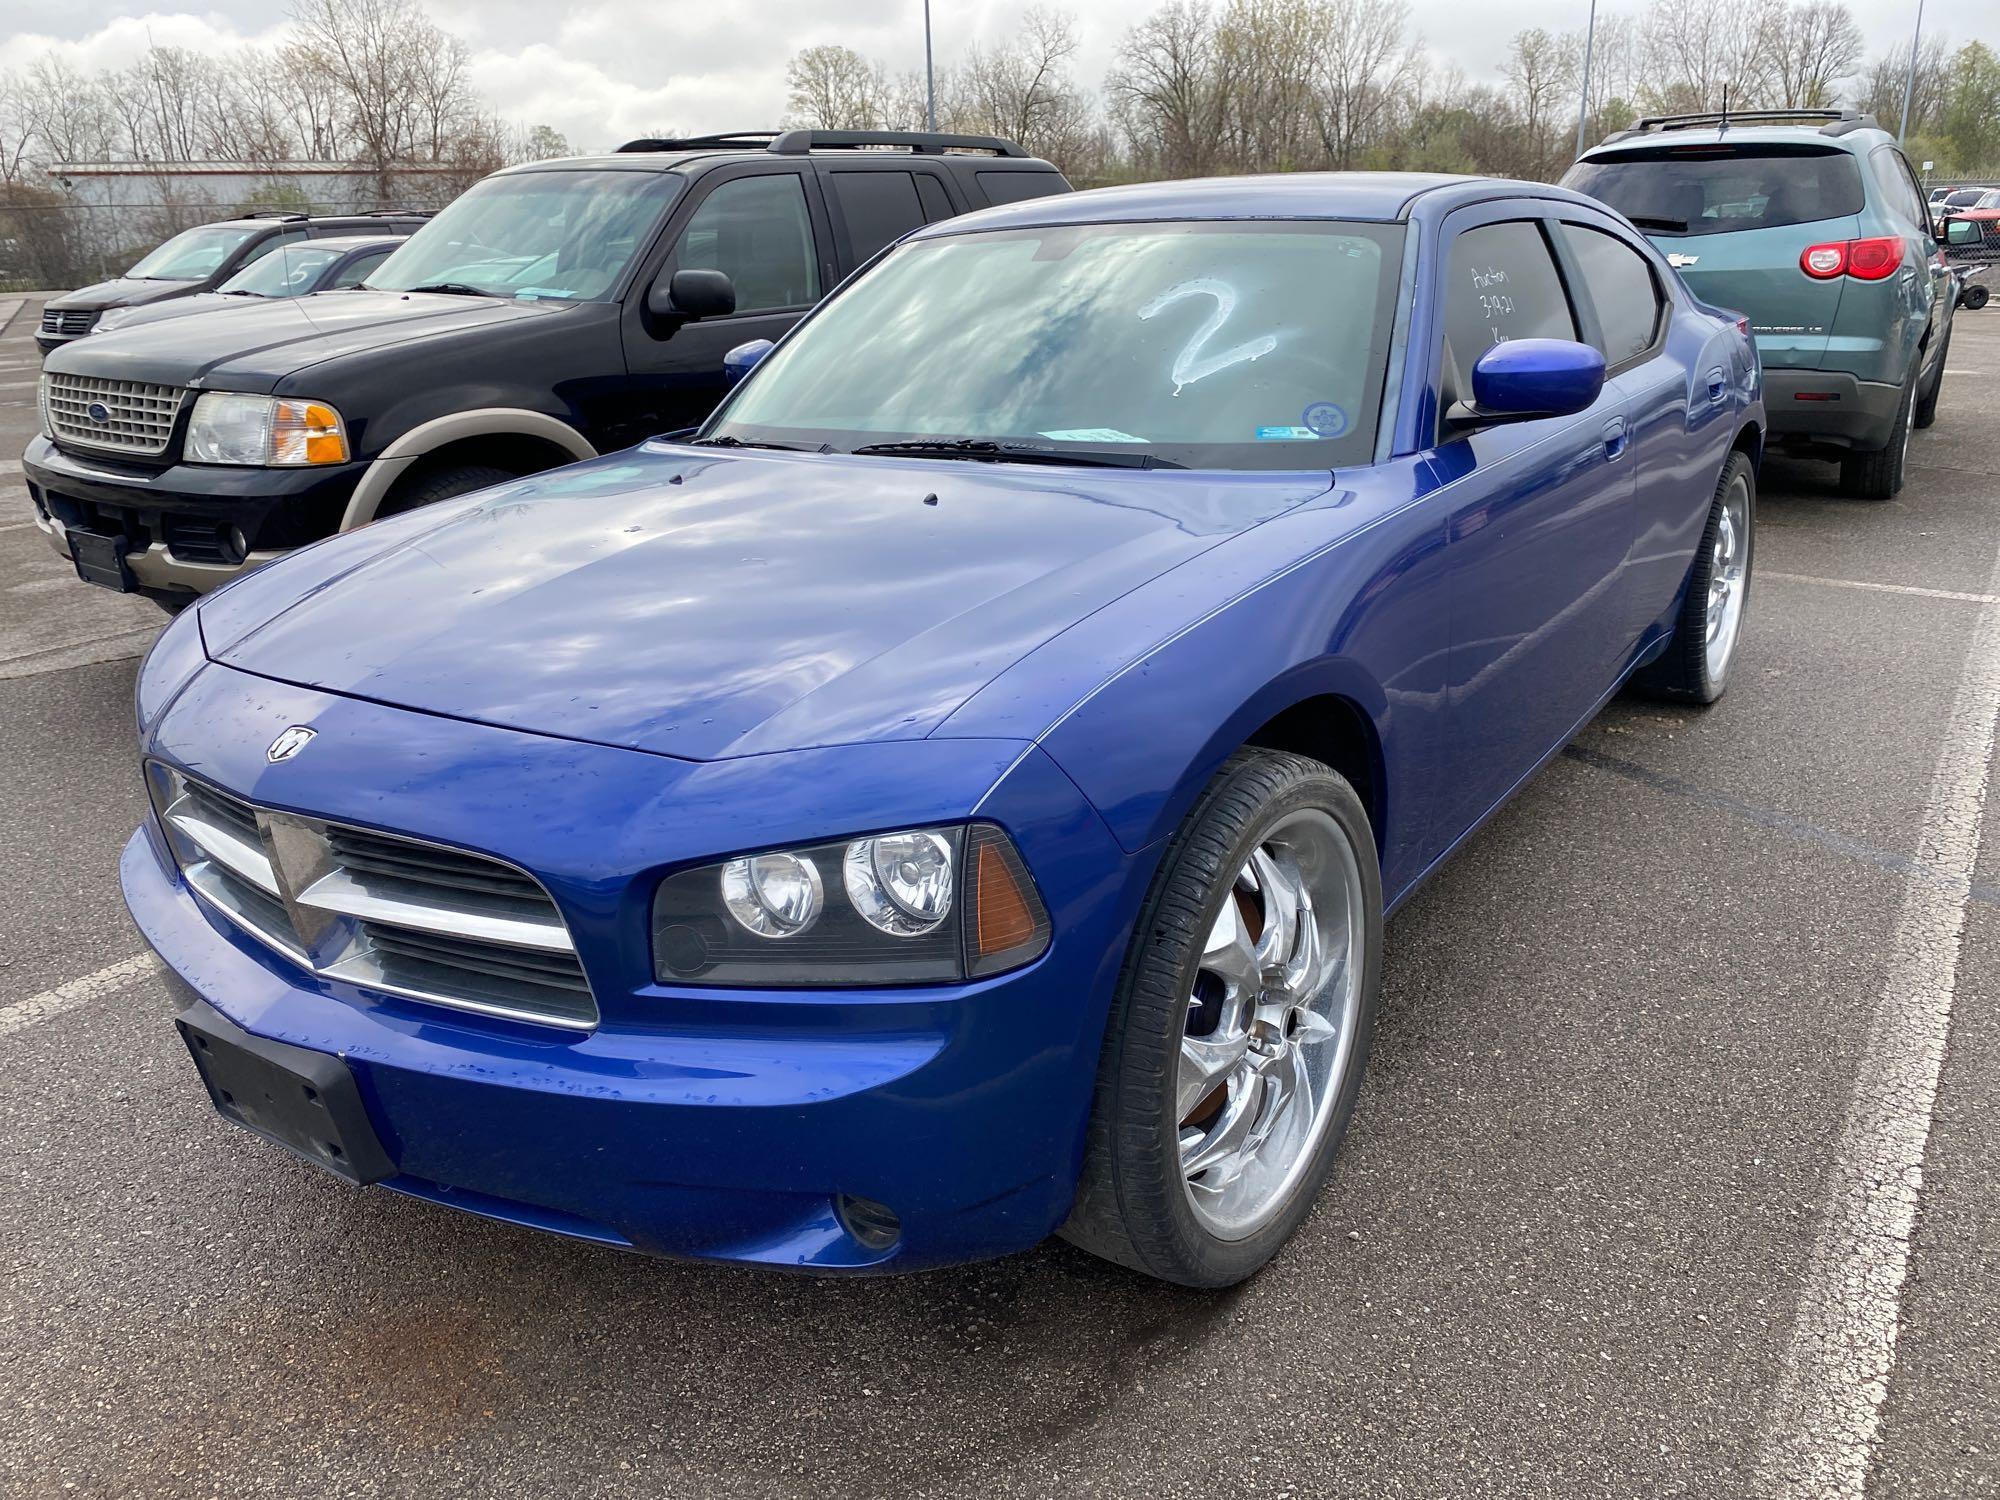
828;170;926;263
1442;220;1577;396
331;249;392;289
235;229;307;268
1871;148;1925;228
976;170;1067;206
670;173;821;315
1555;222;1664;367
913;173;954;222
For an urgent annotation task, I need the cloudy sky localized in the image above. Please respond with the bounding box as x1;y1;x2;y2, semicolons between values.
0;0;1988;155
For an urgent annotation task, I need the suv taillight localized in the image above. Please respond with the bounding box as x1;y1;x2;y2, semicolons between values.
1800;237;1905;281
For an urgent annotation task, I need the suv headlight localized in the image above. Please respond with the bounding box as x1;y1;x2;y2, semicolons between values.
652;823;1051;987
186;392;349;466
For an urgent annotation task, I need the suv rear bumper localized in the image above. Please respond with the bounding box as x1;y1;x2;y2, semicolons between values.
1762;369;1903;452
23;435;361;600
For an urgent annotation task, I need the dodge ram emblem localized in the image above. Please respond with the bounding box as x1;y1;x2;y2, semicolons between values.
266;726;317;763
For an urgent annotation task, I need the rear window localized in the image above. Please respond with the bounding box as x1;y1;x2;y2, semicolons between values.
1563;144;1864;238
977;170;1067;206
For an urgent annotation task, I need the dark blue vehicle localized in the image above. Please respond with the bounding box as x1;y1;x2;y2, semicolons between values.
122;173;1764;1286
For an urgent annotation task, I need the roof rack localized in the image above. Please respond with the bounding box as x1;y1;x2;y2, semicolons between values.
769;129;1026;157
237;210;309;221
616;132;782;153
1597;108;1879;147
358;206;433;217
614;129;1029;158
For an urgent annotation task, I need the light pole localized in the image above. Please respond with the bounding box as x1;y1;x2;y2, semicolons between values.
1568;0;1600;163
924;0;938;132
1897;0;1926;143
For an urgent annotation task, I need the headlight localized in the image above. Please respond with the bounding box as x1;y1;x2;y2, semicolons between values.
653;823;1050;987
186;392;349;466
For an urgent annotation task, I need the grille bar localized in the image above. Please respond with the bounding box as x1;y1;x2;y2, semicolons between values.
41;309;96;336
152;769;597;1030
45;373;183;455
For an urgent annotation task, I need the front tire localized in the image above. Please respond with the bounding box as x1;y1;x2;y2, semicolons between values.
376;463;518;520
1635;450;1754;704
1061;749;1382;1287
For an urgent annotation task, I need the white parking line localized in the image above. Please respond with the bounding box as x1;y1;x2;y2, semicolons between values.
1762;570;2000;606
0;954;159;1041
1754;541;2000;1496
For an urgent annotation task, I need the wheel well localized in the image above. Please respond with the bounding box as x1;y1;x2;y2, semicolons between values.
1731;421;1763;473
393;432;578;492
1243;695;1385;854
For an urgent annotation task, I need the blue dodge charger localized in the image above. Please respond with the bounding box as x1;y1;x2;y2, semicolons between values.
123;173;1763;1286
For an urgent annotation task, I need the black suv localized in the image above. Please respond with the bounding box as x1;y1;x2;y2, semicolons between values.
24;130;1069;610
35;211;430;353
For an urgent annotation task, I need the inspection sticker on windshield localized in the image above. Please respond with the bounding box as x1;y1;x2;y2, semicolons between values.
1040;428;1147;443
1302;402;1349;437
1256;426;1319;441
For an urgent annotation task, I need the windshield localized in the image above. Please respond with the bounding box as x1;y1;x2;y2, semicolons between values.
366;170;682;301
1564;145;1865;237
218;243;347;297
127;223;264;280
709;220;1403;470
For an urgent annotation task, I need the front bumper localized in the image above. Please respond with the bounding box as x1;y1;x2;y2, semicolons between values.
24;435;363;600
123;663;1140;1271
1762;369;1904;452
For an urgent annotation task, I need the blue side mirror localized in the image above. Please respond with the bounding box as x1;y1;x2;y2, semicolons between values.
723;339;775;386
1468;338;1606;421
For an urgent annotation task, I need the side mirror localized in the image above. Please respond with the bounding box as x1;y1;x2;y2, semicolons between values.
648;267;736;323
723;339;774;385
1464;338;1606;423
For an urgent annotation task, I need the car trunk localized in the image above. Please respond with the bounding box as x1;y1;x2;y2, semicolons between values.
1655;216;1859;371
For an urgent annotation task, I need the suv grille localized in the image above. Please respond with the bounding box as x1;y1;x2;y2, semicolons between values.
41;308;97;337
154;769;597;1029
45;373;184;455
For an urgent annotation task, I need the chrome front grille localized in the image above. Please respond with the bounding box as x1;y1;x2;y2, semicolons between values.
41;308;96;337
45;372;184;455
154;769;597;1029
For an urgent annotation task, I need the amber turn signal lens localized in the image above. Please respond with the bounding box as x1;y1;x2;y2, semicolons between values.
965;824;1051;977
272;398;349;465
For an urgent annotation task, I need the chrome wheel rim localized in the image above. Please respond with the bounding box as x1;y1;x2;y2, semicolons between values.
1177;808;1364;1240
1704;474;1751;683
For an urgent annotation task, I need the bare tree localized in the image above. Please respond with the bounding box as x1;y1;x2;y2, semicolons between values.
1763;0;1863;108
1314;0;1419;168
784;45;894;129
18;58;119;167
1503;27;1579;177
952;9;1096;168
1105;1;1230;178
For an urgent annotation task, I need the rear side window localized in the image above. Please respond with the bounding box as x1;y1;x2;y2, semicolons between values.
1556;223;1663;366
976;170;1066;206
1443;220;1577;393
1563;145;1865;237
914;174;954;222
1870;148;1926;229
331;248;392;289
828;170;927;262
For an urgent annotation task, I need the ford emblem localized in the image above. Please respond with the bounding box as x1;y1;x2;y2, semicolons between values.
85;401;112;423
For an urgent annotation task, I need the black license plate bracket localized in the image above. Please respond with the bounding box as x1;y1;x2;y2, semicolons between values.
67;529;135;593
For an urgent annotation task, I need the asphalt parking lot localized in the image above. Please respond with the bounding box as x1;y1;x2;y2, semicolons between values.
1;290;1996;1500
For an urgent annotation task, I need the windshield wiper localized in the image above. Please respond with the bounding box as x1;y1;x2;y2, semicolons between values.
687;434;828;453
1624;215;1689;232
405;282;492;297
847;438;1184;469
220;289;265;297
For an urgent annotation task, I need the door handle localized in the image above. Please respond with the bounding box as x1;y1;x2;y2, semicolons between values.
1601;417;1628;460
1706;368;1727;403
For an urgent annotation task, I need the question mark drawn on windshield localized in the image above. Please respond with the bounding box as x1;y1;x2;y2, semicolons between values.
1138;278;1278;396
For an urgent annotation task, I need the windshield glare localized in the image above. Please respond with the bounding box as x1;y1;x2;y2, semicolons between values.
365;170;682;301
220;243;345;296
127;224;263;280
709;220;1403;470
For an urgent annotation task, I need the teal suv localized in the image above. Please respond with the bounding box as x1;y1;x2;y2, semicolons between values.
1566;109;1953;498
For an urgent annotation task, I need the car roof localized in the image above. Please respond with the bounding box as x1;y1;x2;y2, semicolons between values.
291;234;408;252
904;171;1599;238
1580;122;1891;157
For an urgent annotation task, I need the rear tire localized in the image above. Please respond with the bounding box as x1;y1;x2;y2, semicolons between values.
1839;368;1915;500
1913;327;1950;430
1635;451;1754;705
376;463;518;520
1060;748;1382;1288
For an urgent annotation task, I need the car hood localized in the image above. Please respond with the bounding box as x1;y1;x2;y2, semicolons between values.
100;292;239;330
49;277;204;313
42;291;568;392
208;444;1332;762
